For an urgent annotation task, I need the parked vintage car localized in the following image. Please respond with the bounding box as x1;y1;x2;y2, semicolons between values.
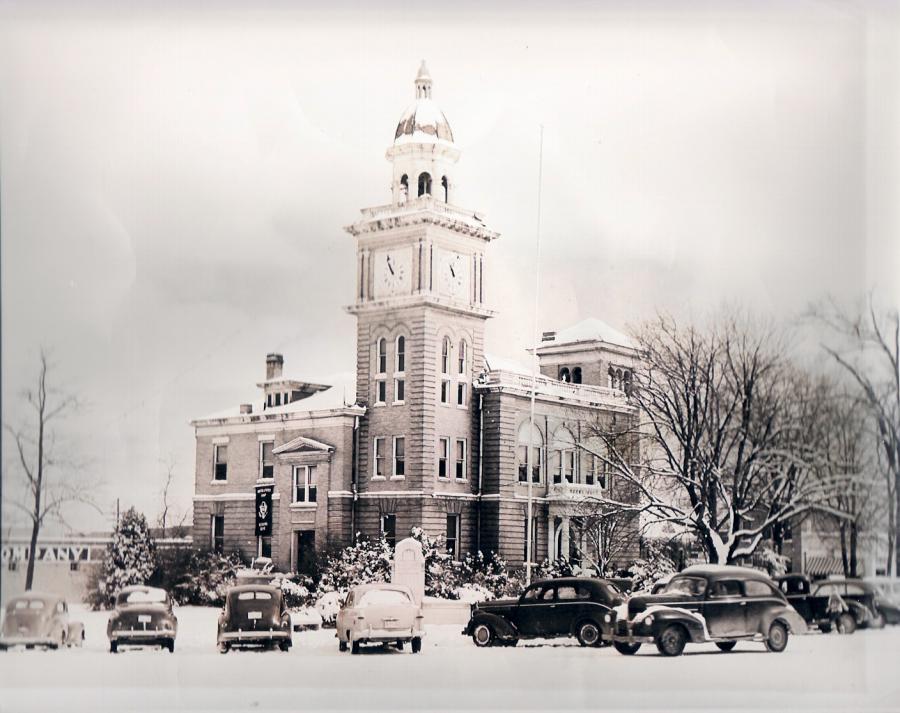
776;575;899;632
0;592;84;650
462;577;624;648
865;576;900;608
217;584;292;653
107;586;178;653
336;584;424;654
611;565;807;656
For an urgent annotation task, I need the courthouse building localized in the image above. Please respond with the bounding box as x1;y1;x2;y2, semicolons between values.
191;63;641;574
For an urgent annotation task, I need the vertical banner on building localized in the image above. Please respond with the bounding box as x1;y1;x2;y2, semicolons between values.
255;485;274;536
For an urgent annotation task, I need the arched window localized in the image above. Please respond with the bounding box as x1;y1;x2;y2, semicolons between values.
395;336;406;373
552;427;576;485
441;175;449;202
559;367;570;382
418;172;432;197
441;337;451;375
572;367;582;384
399;174;409;203
376;338;387;374
616;369;623;391
458;340;467;375
623;370;632;396
516;422;544;484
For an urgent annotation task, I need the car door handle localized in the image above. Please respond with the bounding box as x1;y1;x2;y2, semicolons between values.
740;601;747;606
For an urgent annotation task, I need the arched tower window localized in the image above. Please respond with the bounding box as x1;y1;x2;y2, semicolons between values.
395;336;406;373
572;367;582;384
441;176;449;203
400;174;408;203
376;338;387;375
517;422;544;484
441;337;451;375
623;370;632;396
418;172;432;197
559;367;570;383
458;340;467;375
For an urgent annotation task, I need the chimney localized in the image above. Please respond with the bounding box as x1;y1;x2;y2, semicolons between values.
266;353;284;380
240;404;253;415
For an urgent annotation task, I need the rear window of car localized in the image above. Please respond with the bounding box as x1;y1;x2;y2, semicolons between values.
358;589;411;607
28;600;45;610
237;591;272;601
119;589;167;605
744;580;776;597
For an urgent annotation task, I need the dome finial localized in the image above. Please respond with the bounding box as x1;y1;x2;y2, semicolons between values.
415;60;432;99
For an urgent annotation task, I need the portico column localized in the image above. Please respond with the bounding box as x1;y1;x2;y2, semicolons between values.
561;517;570;562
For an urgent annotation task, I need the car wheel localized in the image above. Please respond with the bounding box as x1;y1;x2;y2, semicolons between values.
339;640;348;652
765;621;789;652
870;611;886;630
411;637;422;654
279;640;291;652
575;620;602;647
217;642;230;654
110;641;118;654
351;640;361;655
471;623;494;648
839;613;857;635
395;641;404;651
613;641;641;655
715;641;737;652
166;639;175;653
655;624;687;657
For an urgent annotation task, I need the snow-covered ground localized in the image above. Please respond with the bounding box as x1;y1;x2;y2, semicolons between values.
1;604;898;712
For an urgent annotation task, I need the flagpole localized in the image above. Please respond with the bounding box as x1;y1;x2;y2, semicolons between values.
525;125;544;586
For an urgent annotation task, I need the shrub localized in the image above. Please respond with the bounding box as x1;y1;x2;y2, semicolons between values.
274;573;316;609
317;533;392;593
172;550;245;606
627;539;676;592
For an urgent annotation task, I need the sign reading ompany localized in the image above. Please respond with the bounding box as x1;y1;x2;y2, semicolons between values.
1;545;98;563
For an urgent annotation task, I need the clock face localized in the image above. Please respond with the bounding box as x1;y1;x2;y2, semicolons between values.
373;248;412;298
436;248;469;300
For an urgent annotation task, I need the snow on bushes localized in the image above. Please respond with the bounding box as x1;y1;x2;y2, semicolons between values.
627;540;677;592
172;550;245;606
87;508;157;609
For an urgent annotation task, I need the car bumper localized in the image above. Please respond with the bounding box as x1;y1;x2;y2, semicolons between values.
351;628;423;644
0;635;57;647
111;629;175;641
218;630;291;643
610;621;655;645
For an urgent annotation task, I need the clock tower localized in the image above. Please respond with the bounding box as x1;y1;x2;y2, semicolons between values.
345;62;499;549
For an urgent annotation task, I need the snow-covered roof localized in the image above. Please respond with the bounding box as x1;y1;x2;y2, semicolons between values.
540;318;635;350
193;371;360;423
394;98;454;144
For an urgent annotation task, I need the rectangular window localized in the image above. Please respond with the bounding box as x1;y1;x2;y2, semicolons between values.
376;379;386;404
456;382;466;407
517;445;528;483
446;514;460;560
274;392;281;406
438;438;449;478
214;444;228;481
394;378;405;403
564;450;575;483
458;343;467;375
381;514;397;548
455;439;467;480
260;441;274;479
293;465;317;503
258;536;272;558
553;450;563;484
531;447;542;483
212;515;224;553
393;436;405;476
440;379;450;404
373;437;385;477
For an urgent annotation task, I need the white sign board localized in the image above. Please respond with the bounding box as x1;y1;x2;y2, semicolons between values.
391;537;425;604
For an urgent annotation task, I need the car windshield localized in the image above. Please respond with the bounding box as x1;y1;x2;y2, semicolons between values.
665;577;706;596
358;589;411;607
10;599;44;611
118;589;167;606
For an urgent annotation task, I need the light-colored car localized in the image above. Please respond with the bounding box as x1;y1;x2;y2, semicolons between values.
336;584;424;654
0;592;84;650
107;586;178;653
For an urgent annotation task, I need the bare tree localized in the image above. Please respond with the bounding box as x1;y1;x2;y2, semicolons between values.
4;351;97;589
575;313;852;565
812;295;900;574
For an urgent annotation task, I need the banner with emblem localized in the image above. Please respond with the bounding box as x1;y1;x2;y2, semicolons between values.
255;484;274;536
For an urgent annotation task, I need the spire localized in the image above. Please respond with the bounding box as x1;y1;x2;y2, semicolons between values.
415;60;432;100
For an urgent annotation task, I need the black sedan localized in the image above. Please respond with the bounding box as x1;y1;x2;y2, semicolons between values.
107;586;178;653
217;584;292;653
462;577;624;648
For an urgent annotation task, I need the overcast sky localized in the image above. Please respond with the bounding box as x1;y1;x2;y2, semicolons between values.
2;0;898;534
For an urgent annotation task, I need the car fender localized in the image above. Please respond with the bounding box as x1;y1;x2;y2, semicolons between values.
640;606;708;643
847;600;871;625
67;621;85;646
761;606;808;635
466;611;518;640
568;607;613;638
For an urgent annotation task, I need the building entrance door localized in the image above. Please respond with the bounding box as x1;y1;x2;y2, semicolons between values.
295;531;316;575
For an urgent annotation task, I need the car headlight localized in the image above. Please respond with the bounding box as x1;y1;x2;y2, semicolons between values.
604;614;612;623
642;614;654;625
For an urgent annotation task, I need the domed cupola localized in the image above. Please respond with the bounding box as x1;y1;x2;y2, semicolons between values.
386;61;461;206
393;61;455;144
